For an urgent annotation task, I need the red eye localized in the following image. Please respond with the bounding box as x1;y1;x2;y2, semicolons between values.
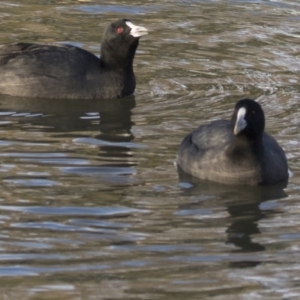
117;27;123;34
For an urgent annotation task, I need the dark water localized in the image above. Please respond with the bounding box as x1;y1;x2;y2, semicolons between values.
0;0;300;299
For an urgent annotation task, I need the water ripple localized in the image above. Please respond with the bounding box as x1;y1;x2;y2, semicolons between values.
0;205;150;216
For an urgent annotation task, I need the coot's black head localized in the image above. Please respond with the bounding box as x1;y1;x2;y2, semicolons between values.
231;98;265;140
100;19;148;67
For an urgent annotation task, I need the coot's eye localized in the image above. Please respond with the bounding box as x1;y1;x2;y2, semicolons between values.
251;110;256;114
117;27;124;34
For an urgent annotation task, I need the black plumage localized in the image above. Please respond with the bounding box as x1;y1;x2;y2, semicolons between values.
0;19;148;99
177;99;289;185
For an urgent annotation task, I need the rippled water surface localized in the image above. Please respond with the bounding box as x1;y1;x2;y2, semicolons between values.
1;0;300;299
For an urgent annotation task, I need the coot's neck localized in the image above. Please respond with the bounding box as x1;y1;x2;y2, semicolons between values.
99;39;139;72
226;134;264;161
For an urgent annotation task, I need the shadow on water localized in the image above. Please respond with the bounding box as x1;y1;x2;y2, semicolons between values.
178;168;288;268
0;95;138;185
0;94;136;134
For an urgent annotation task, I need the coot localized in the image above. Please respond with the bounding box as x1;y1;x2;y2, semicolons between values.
0;19;148;99
177;99;288;185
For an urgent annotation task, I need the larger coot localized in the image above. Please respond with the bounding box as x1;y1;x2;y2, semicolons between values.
0;19;148;99
177;98;289;185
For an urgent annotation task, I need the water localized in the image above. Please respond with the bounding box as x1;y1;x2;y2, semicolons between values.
0;0;300;298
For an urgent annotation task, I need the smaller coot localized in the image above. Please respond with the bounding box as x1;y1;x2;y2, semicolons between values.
0;19;148;99
177;98;289;185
